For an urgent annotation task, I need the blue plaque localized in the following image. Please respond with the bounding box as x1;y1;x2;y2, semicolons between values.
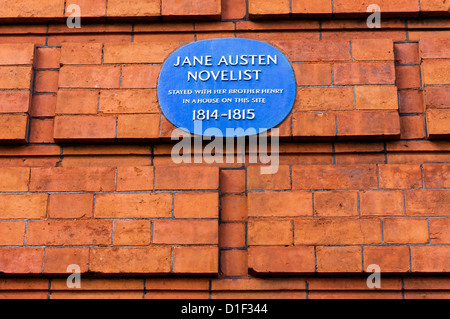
157;38;296;137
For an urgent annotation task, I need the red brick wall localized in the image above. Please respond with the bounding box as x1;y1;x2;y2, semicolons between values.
0;0;449;299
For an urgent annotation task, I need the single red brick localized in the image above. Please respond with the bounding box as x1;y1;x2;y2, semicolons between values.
173;246;218;274
430;218;450;244
35;47;60;69
0;114;29;142
400;115;426;139
294;87;354;111
421;60;450;85
113;220;151;246
334;62;395;85
60;43;103;65
378;164;423;189
59;65;121;89
396;65;421;89
219;170;245;193
65;0;107;17
116;166;154;191
248;220;293;245
352;39;394;61
30;167;116;192
0;167;30;192
90;247;171;274
121;65;161;89
273;40;351;62
364;246;410;273
48;194;93;219
221;195;248;222
99;90;159;114
0;43;35;65
394;42;419;64
406;190;450;216
383;218;429;244
399;90;424;113
0;194;47;219
293;112;336;138
424;87;450;109
29;118;54;144
155;166;219;190
419;38;450;59
94;193;172;218
293;63;332;86
220;250;248;277
249;0;290;17
336;111;400;138
0;248;44;274
26;220;113;246
360;191;405;216
222;0;247;20
34;70;59;93
248;191;312;217
0;221;26;246
314;191;359;217
354;86;398;110
0;91;30;113
317;246;362;273
153;220;218;245
163;0;221;18
44;248;89;274
294;218;382;245
411;246;450;272
117;114;160;140
247;165;291;190
333;0;419;14
219;223;246;248
423;164;450;188
30;94;56;117
103;42;178;64
107;0;160;17
174;193;219;218
248;246;315;273
293;165;378;190
54;115;117;142
426;109;450;138
0;0;65;18
0;66;33;89
56;90;99;115
292;0;332;15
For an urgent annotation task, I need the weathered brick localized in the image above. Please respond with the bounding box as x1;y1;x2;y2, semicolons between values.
60;43;103;65
294;87;354;111
95;193;172;218
0;43;35;65
292;112;336;138
427;109;450;138
44;248;89;273
172;246;218;274
155;166;219;190
247;165;291;190
400;115;426;140
219;223;246;248
121;65;161;89
406;190;450;216
273;40;351;62
0;91;30;113
163;0;221;18
352;39;394;61
221;195;248;222
222;0;247;20
113;220;151;246
422;60;450;85
293;165;378;190
30;167;115;192
220;250;248;277
430;219;450;244
248;191;312;217
0;221;26;246
65;0;107;17
336;111;400;138
293;63;332;86
316;246;362;273
0;194;47;219
90;247;171;274
314;191;359;217
396;65;421;89
48;194;93;219
54;115;117;142
56;90;99;115
423;164;450;188
26;220;113;246
399;90;424;113
0;66;33;89
419;38;450;59
364;246;410;273
116;166;154;191
411;247;450;272
0;248;43;274
424;87;450;109
103;42;178;64
0;167;30;192
333;0;419;15
0;0;65;18
248;0;290;17
354;86;398;110
334;63;395;85
219;170;245;193
249;246;315;273
99;90;159;114
59;65;121;89
294;218;382;245
107;0;160;17
394;42;419;64
383;218;429;244
117;114;160;140
360;191;405;216
378;164;423;189
292;0;332;15
248;220;293;245
174;193;219;218
153;220;218;245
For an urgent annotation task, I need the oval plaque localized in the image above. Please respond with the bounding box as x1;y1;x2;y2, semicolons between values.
158;38;296;137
